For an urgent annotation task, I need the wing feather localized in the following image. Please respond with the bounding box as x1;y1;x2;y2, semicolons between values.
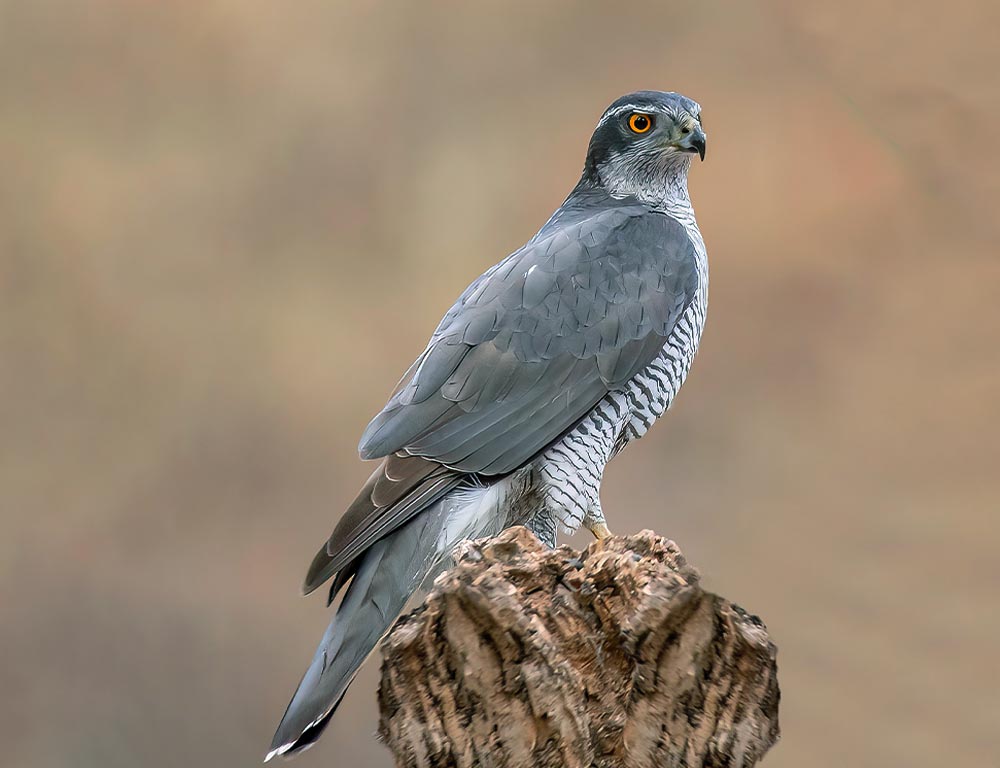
358;207;699;475
302;453;462;595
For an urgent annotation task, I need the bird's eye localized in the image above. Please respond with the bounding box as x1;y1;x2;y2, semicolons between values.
628;112;653;134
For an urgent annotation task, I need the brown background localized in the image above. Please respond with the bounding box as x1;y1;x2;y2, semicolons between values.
2;2;998;766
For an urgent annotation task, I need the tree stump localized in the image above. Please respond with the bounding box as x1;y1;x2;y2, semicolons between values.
378;526;780;768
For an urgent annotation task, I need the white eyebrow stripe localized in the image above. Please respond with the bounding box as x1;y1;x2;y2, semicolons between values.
594;100;701;130
595;103;659;129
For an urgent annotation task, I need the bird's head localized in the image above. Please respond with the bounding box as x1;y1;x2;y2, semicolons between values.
583;91;706;203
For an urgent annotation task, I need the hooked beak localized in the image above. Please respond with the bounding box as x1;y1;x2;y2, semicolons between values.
673;124;707;161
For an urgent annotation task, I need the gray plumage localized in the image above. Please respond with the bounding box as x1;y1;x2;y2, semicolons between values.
359;202;697;475
268;90;709;760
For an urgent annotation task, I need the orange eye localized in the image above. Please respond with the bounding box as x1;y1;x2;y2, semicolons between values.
628;112;653;134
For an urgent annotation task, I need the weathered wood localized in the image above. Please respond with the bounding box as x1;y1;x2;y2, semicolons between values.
378;526;779;768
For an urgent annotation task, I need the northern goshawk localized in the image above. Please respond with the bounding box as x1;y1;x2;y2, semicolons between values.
268;90;709;759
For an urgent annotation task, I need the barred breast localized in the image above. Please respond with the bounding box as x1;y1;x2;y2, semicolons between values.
529;218;708;541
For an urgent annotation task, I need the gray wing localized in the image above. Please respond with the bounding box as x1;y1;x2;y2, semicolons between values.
302;452;461;595
359;206;700;476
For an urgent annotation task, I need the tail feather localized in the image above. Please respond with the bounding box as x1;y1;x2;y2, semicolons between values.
267;501;450;760
268;475;522;760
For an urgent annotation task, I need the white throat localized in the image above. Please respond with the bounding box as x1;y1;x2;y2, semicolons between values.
599;153;694;217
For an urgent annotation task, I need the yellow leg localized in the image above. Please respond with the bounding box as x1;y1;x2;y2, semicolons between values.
588;521;614;541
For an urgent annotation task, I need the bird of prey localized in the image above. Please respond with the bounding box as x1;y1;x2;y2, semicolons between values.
268;90;709;760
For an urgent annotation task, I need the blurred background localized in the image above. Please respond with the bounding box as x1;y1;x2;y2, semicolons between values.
2;1;998;766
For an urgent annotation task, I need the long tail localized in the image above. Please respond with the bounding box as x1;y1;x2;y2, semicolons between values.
267;483;506;760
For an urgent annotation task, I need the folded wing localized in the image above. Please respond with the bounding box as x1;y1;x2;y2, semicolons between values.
359;206;700;476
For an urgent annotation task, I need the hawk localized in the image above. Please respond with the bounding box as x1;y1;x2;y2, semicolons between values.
268;90;709;759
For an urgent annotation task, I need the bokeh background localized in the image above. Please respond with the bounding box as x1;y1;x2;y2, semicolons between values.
3;1;998;766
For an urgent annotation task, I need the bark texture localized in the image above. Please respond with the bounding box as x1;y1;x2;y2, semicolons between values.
378;526;779;768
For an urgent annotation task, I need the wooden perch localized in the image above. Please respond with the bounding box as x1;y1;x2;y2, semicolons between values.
378;526;780;768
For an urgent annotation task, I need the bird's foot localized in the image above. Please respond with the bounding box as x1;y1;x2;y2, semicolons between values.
587;521;614;541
